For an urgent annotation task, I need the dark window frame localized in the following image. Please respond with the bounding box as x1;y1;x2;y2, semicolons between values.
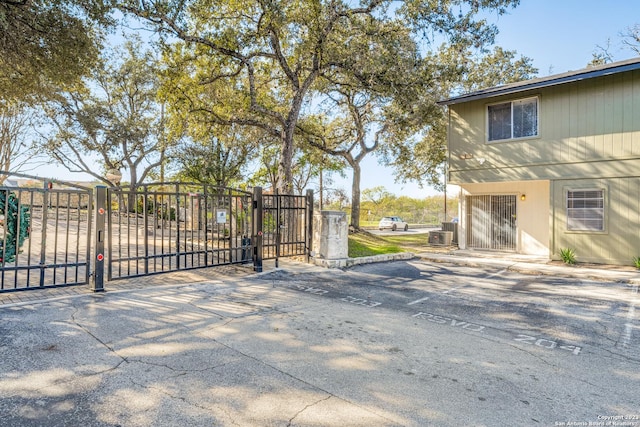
487;97;539;142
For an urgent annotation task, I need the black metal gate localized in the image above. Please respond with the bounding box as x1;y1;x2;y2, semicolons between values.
0;175;314;293
0;173;93;291
101;183;253;281
252;188;314;272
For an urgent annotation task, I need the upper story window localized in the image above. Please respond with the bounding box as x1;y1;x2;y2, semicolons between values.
487;97;538;142
566;189;605;232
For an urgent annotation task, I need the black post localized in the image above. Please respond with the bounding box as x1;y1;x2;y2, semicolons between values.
306;189;314;263
175;183;181;270
91;186;107;292
252;186;263;272
275;189;280;268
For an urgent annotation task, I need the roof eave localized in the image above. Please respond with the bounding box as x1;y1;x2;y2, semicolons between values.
438;57;640;106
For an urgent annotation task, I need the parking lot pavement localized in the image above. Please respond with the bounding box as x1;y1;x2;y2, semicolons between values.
1;257;639;426
416;249;640;284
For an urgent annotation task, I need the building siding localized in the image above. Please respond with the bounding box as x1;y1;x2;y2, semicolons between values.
446;64;640;266
551;177;640;265
448;70;640;185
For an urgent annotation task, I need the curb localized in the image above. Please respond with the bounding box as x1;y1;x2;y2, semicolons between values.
311;252;415;269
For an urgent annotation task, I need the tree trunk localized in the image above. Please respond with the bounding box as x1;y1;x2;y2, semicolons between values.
351;161;361;229
276;130;294;194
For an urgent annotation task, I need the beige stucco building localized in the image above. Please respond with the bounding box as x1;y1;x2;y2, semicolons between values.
439;58;640;266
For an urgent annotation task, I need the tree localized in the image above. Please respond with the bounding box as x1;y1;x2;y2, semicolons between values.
0;102;37;181
456;46;538;93
362;186;395;206
249;141;343;195
119;0;521;194
300;17;455;228
302;85;416;228
172;124;261;188
589;24;640;67
0;0;109;102
43;39;173;190
384;45;537;191
290;143;344;196
621;24;640;54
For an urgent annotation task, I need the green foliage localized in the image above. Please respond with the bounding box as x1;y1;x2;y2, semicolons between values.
560;248;577;265
456;46;538;94
132;196;176;220
43;37;172;186
263;212;277;234
158;206;176;221
344;190;458;226
0;102;37;173
386;45;538;190
0;0;110;102
172;125;260;188
633;256;640;270
122;0;522;194
0;190;31;263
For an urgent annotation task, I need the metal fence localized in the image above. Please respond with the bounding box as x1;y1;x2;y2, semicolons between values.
0;172;314;293
252;188;313;271
103;183;253;281
0;174;93;291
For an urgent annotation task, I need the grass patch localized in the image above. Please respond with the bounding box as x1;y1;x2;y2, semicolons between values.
348;229;445;258
348;230;403;258
381;234;431;248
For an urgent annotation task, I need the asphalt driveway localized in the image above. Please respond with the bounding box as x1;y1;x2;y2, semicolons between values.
0;259;638;426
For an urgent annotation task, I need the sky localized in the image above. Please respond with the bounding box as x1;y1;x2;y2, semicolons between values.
339;0;640;199
29;0;640;198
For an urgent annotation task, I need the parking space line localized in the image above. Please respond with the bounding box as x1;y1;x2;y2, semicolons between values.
483;268;509;280
407;296;430;306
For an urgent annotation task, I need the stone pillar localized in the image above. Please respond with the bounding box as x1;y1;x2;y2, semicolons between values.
312;211;348;267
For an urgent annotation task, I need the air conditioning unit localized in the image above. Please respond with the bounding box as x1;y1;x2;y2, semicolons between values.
428;230;453;246
441;222;459;244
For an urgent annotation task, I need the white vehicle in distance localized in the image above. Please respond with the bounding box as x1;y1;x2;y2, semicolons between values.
378;216;408;231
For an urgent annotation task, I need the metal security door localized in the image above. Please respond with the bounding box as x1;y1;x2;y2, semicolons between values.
466;195;517;251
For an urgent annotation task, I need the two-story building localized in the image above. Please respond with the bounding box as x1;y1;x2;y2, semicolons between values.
439;57;640;266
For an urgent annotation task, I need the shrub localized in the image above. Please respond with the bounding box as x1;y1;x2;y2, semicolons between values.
560;248;577;265
633;256;640;270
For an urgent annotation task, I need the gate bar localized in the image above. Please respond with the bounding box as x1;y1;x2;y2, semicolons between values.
91;186;106;292
306;189;313;263
253;186;263;273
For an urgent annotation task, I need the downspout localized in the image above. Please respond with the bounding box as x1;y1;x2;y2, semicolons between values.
445;107;451;222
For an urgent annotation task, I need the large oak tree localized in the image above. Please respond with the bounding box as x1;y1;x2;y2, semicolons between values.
43;39;173;189
0;0;110;102
119;0;521;194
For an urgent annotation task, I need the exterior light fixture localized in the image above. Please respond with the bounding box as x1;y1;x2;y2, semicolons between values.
520;194;526;201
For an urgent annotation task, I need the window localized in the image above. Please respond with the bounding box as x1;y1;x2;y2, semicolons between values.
566;190;604;231
488;97;538;141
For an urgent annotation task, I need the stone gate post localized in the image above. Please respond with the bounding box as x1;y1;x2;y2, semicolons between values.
312;210;348;268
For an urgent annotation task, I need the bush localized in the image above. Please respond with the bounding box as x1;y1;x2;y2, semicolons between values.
633;256;640;270
560;248;577;265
